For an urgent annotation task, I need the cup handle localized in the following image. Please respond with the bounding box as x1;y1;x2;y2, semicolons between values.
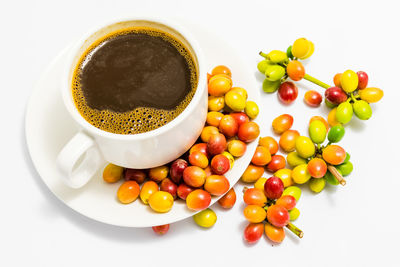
56;131;105;188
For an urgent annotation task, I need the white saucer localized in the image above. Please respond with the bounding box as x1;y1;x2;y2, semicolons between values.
25;22;261;227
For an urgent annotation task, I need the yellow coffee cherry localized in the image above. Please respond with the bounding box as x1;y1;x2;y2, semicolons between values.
274;169;294;187
254;177;267;191
295;136;315;159
103;163;123;183
225;91;246;111
230;87;248;100
193;208;217;228
265;50;288;63
244;101;259;119
287;151;307;167
148;191;174;213
309;178;326;193
340;70;358;93
292;38;313;59
291;164;311;184
140;181;159;205
328;108;341;127
359;87;384;103
208;96;225;111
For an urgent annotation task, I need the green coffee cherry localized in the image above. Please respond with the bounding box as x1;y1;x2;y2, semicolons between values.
257;60;273;74
353;100;372;120
343;152;351;163
328;125;345;143
309;120;327;144
325;98;337;109
287;151;307;167
265;65;286;81
324;169;342;186
309;178;326;193
336;102;353;124
262;79;281;93
266;50;288;64
337;161;353;176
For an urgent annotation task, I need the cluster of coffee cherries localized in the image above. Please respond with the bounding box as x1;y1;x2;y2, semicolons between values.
258;38;384;113
258;38;317;105
242;177;303;244
240;112;356;244
295;118;352;191
326;70;384;124
240;112;352;197
270;114;352;191
102;65;261;234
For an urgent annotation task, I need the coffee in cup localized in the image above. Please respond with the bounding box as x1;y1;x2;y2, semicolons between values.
72;27;198;134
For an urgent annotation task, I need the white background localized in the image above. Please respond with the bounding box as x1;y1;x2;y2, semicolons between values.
2;0;400;266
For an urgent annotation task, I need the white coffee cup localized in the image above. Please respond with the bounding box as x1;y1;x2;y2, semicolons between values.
56;17;207;188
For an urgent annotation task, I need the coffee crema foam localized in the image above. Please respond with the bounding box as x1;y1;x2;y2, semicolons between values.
72;27;198;135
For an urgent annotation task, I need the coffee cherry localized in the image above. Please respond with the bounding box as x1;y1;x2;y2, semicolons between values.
103;163;123;183
259;136;279;155
278;82;298;104
211;65;232;77
117;181;140;204
160;178;178;199
272;114;293;134
309;178;326;193
262;79;281;93
193;208;217;228
357;71;368;89
265;65;286;81
207;133;227;155
353;100;372;120
264;50;288;63
244;101;259;119
170;159;188;184
336;102;353;124
340;70;358;93
309;120;327;144
328;125;345;143
322;145;346;165
325;87;348;105
211;154;230;175
359;87;383;103
333;73;342;88
292;38;314;59
266;155;286;172
238;122;260;143
208;74;232;96
124;168;146;184
304;90;322;107
225;91;246;111
218;188;236;209
264;223;285;243
257;60;273;74
287;60;305;81
264;176;284;200
266;204;290;227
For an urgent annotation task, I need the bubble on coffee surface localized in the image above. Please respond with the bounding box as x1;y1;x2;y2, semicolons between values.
72;27;197;135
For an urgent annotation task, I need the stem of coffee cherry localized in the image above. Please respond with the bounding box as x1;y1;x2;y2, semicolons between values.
303;74;330;89
314;146;346;186
286;222;304;238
